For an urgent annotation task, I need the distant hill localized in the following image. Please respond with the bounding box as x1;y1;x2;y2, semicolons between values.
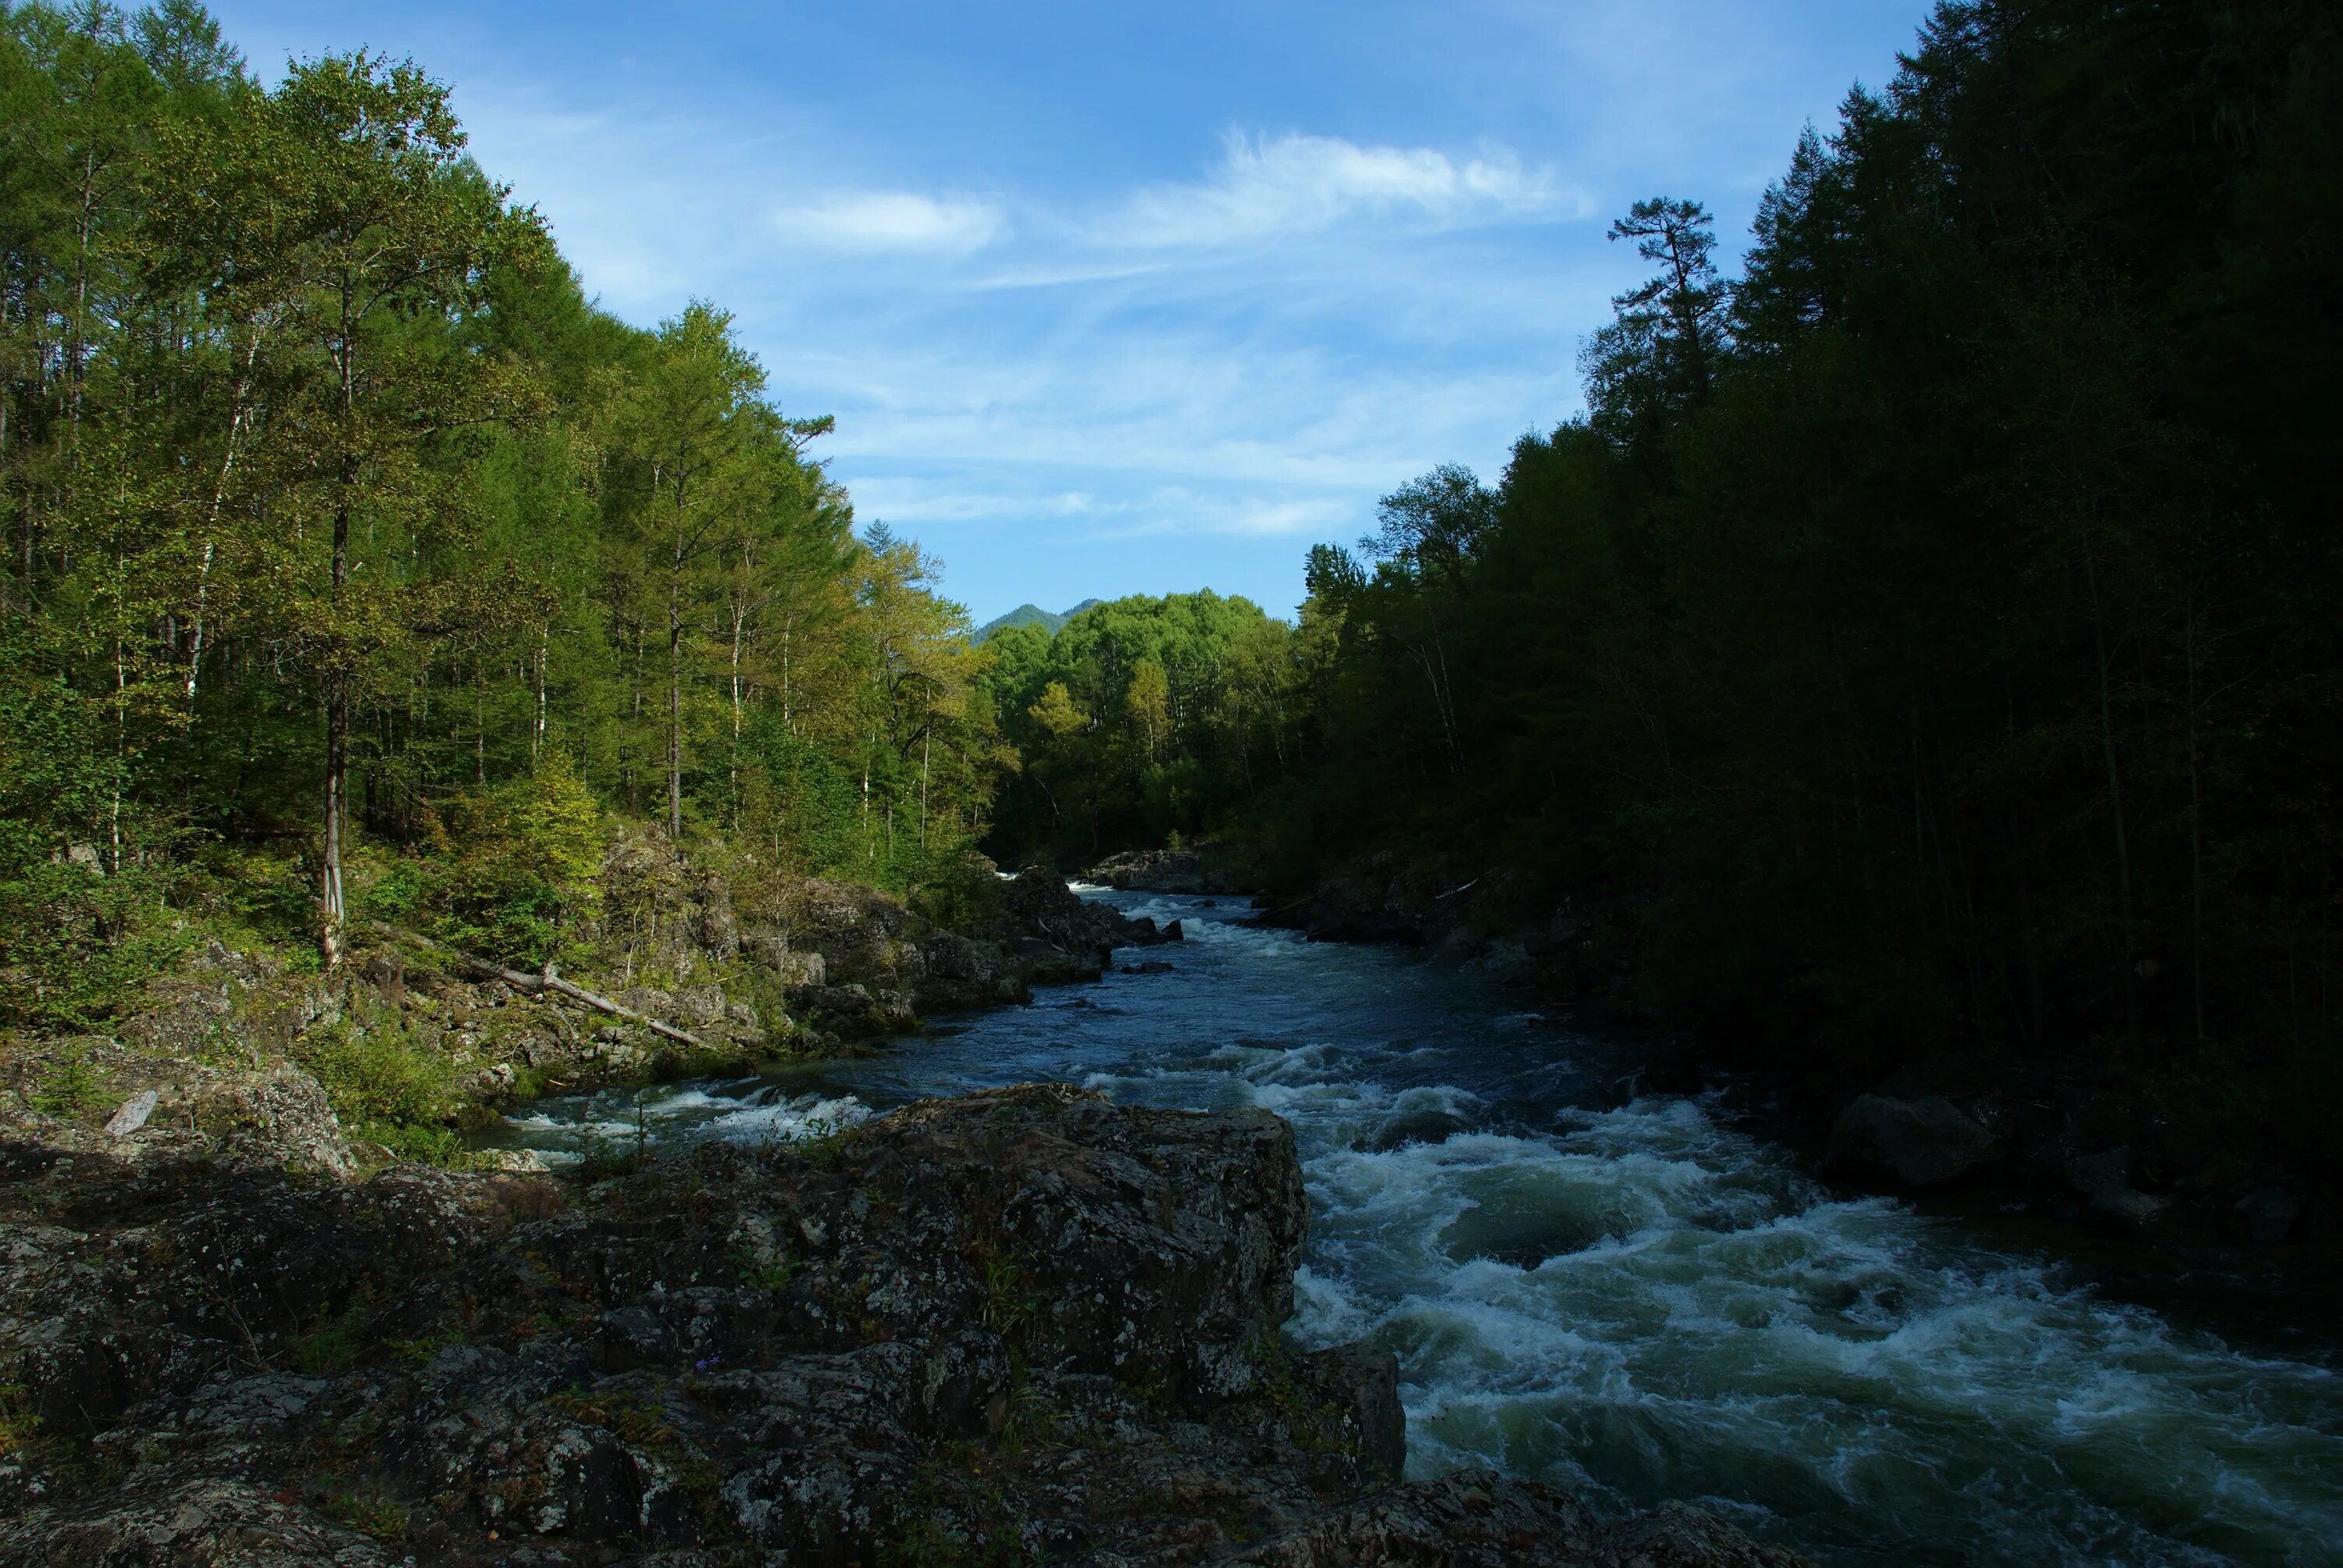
973;599;1100;643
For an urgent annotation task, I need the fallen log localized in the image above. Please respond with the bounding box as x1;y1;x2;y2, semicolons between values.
368;923;704;1049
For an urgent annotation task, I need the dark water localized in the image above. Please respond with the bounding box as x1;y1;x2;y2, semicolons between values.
482;889;2343;1566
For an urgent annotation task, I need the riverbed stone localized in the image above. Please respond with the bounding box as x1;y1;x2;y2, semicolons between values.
2065;1146;2170;1233
2235;1185;2303;1243
1827;1094;2000;1188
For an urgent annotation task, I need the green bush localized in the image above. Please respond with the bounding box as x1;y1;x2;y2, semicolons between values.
0;854;192;1030
294;1019;457;1153
356;754;606;968
30;1046;112;1120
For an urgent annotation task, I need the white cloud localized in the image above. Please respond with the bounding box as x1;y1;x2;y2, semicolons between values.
779;191;1007;254
846;479;1098;524
1101;131;1580;249
1075;490;1359;543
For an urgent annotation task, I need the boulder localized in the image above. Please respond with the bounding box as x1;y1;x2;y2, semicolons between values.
786;982;915;1039
912;932;1029;1013
187;1064;358;1178
761;876;923;991
1086;846;1256;895
1828;1095;1999;1189
2235;1185;2303;1244
1086;847;1210;893
2065;1146;2169;1233
102;1089;157;1139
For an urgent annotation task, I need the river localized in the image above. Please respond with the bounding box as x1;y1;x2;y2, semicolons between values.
479;887;2343;1566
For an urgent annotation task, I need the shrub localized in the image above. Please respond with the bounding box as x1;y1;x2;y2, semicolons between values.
30;1046;112;1120
357;754;607;968
294;1019;457;1155
0;855;192;1030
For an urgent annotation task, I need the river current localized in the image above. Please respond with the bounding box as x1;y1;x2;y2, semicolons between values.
482;888;2343;1566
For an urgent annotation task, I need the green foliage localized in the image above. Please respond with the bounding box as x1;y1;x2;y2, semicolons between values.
982;591;1300;860
366;753;608;967
287;1292;373;1374
974;1240;1032;1338
736;1250;795;1293
743;717;864;875
1253;0;2343;1170
30;1045;112;1120
0;1383;42;1459
0;1;999;990
324;1491;408;1543
0;859;194;1030
291;1019;456;1152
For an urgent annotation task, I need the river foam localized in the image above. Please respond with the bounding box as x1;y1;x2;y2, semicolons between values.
485;889;2343;1566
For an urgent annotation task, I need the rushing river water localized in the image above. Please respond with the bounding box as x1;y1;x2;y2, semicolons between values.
482;888;2343;1566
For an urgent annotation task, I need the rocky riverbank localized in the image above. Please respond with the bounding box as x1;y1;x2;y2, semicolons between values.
1;847;1176;1174
1084;847;1257;900
1;1081;1806;1566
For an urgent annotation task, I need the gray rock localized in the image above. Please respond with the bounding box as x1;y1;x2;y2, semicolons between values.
2236;1186;2303;1244
191;1065;357;1178
1232;1470;1811;1566
470;1146;551;1174
1303;1342;1405;1486
786;982;915;1038
5;1475;398;1568
1087;847;1212;893
2066;1147;2170;1233
1828;1095;1999;1188
102;1089;157;1139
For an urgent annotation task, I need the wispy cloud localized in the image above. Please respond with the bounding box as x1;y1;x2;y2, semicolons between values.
1098;131;1582;249
1072;490;1361;543
778;191;1008;254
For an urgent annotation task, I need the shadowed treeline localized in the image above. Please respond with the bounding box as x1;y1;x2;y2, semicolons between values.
1245;0;2341;1164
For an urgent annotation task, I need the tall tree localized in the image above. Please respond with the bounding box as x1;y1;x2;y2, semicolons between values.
257;50;530;961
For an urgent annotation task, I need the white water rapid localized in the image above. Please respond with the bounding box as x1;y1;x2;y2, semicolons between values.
482;888;2343;1566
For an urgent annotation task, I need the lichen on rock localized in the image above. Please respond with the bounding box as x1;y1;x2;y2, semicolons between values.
0;1082;1803;1566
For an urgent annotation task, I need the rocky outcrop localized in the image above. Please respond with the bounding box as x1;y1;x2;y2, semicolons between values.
1232;1472;1809;1568
1826;1095;2002;1190
1245;852;1502;949
0;1083;1803;1568
1086;846;1256;896
744;868;1170;1037
0;1043;358;1181
997;864;1168;958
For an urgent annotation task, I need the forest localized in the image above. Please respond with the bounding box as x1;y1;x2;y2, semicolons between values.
965;0;2343;1175
0;0;1003;1028
4;0;2339;1174
1239;0;2343;1167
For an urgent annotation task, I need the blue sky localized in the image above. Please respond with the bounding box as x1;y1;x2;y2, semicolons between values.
208;1;1932;625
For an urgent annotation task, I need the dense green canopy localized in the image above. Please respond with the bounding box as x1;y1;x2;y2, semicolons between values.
982;590;1298;857
6;0;2338;1179
0;2;1000;1020
1255;0;2342;1160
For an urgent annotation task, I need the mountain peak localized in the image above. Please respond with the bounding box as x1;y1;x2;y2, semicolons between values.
974;599;1100;643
